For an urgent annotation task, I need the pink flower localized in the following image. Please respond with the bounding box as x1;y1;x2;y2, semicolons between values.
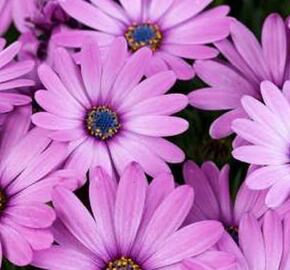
232;81;290;208
53;0;231;80
0;38;34;113
183;161;267;227
32;38;189;185
0;106;71;267
217;211;290;270
189;13;290;139
32;163;225;270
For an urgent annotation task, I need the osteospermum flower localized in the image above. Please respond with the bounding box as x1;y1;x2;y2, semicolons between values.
0;106;71;267
218;211;290;270
189;13;290;139
183;161;267;248
0;38;34;113
15;0;79;87
232;81;290;208
53;0;231;80
32;38;189;185
32;162;225;270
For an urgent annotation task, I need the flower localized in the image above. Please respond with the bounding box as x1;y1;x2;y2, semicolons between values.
32;162;225;270
32;38;189;185
14;0;78;87
218;211;290;270
183;161;267;227
53;0;231;80
183;161;290;269
232;80;290;208
189;13;290;139
0;105;71;267
0;38;34;113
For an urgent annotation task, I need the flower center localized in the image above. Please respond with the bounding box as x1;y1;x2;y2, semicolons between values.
86;106;121;140
0;190;6;211
226;225;239;244
105;257;141;270
125;23;162;52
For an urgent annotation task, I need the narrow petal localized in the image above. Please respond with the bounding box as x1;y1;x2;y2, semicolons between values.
81;41;101;105
262;14;287;86
125;116;188;137
32;247;96;270
89;167;117;256
119;0;142;21
232;145;289;165
59;0;124;34
263;211;283;270
114;163;147;255
239;214;265;270
0;223;33;266
265;181;290;208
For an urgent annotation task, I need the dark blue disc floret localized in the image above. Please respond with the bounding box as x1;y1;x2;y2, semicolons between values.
86;106;121;140
125;23;162;52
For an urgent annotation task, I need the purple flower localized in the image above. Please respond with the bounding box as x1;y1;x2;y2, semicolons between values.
183;161;267;227
232;80;290;208
183;161;290;269
32;162;225;270
0;106;71;267
0;38;34;113
15;0;75;87
218;211;290;270
32;39;189;185
54;0;231;80
189;13;290;139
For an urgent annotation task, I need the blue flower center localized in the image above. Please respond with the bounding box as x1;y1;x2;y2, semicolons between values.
133;25;155;43
125;23;162;52
86;106;120;140
105;257;141;270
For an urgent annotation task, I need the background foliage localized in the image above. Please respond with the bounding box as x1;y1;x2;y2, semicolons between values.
3;0;290;269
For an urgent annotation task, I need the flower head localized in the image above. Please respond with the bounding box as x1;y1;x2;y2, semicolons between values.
232;80;290;208
0;106;71;267
189;13;290;139
32;38;189;185
183;161;268;227
218;211;290;270
54;0;231;80
0;38;34;113
32;163;225;270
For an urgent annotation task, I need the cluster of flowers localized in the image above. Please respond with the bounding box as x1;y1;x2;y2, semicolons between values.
0;0;289;269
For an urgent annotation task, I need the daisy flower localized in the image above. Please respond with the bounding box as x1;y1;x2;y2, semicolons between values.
32;38;189;185
0;38;34;113
14;0;78;87
189;13;290;139
183;161;268;228
0;106;71;267
32;162;225;270
53;0;231;80
217;211;290;270
232;81;290;208
183;161;290;269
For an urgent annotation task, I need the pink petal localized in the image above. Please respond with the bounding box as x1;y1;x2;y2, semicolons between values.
114;163;147;255
59;0;124;34
125;115;188;137
262;14;287;86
